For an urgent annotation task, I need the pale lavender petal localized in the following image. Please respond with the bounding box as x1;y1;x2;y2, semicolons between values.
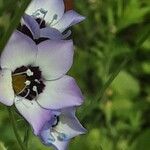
39;107;86;150
22;14;40;39
26;0;64;25
50;139;69;150
15;98;53;135
40;27;64;40
36;40;73;80
40;127;69;150
37;76;84;110
0;69;14;106
0;31;37;71
55;107;86;139
53;10;85;32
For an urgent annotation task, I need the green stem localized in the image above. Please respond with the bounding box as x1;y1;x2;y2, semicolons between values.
96;29;150;101
0;0;31;51
7;107;26;150
97;58;128;101
23;125;30;148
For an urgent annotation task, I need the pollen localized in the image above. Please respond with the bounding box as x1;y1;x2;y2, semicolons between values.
12;74;26;95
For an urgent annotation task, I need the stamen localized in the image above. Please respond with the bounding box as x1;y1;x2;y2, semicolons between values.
12;71;27;76
47;133;55;143
57;133;68;141
33;86;39;99
52;129;67;141
35;79;40;84
26;69;33;76
24;89;30;98
25;80;31;86
14;79;31;96
13;65;45;101
16;85;27;95
12;69;33;77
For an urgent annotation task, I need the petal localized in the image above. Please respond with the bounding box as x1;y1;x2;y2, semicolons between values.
40;127;69;150
15;98;53;135
37;76;84;109
40;27;64;40
26;0;64;25
22;14;40;39
0;69;14;106
39;107;86;150
52;140;69;150
55;107;86;139
0;31;37;71
53;10;85;32
36;40;73;80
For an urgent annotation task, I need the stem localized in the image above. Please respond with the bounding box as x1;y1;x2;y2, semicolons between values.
7;107;26;150
96;29;150;101
0;0;31;51
97;58;128;101
23;125;30;148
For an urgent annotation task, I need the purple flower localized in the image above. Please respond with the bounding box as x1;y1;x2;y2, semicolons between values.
20;14;69;42
0;31;83;135
19;0;85;42
26;0;85;32
39;107;86;150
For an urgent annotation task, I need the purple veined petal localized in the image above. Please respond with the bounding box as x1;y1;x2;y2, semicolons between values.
0;69;14;106
36;40;73;80
0;31;37;71
26;0;64;25
15;98;53;135
37;76;84;110
55;107;87;139
22;14;40;39
40;27;64;40
52;10;85;32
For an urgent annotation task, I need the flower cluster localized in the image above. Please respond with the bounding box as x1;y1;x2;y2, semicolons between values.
0;0;86;149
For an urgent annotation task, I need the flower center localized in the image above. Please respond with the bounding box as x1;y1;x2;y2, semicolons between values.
12;66;45;100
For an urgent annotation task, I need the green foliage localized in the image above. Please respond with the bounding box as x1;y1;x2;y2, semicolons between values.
0;0;150;150
0;142;7;150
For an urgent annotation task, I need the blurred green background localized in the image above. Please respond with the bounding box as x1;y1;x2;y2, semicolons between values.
0;0;150;150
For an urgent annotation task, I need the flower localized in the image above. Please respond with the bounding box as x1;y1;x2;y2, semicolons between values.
19;14;69;44
39;107;86;150
26;0;85;32
20;0;85;43
0;31;84;135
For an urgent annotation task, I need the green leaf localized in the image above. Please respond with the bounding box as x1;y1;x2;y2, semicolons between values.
111;71;140;99
131;129;150;150
118;0;150;30
142;62;150;74
0;142;7;150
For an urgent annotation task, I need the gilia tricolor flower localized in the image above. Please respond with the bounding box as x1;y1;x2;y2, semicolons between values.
39;107;86;150
0;31;83;135
26;0;85;32
18;0;85;43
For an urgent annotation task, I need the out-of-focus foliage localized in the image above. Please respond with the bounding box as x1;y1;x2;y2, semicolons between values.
0;0;21;37
0;0;150;150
